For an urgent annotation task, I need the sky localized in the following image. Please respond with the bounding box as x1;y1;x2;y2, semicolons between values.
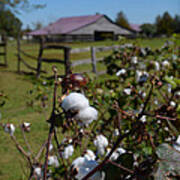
17;0;180;29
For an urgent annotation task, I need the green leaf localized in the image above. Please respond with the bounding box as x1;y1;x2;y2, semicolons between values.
164;76;177;89
154;143;180;180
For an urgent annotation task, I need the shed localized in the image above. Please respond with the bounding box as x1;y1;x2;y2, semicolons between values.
28;14;132;42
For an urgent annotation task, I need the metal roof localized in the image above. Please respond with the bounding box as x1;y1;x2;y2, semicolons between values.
29;14;104;36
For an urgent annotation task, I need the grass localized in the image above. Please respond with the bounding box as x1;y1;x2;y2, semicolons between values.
0;37;174;179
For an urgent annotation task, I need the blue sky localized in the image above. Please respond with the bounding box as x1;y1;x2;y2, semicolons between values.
17;0;180;29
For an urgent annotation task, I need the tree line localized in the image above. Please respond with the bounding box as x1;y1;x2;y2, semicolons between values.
116;11;180;37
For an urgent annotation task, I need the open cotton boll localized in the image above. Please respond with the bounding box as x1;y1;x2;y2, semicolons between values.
116;69;126;76
84;149;96;161
123;88;131;95
162;60;170;67
107;147;126;161
34;167;42;177
75;106;98;125
72;157;104;180
62;145;74;159
94;135;108;156
4;123;15;135
154;61;160;71
48;156;59;167
131;56;138;64
173;135;180;152
61;92;89;112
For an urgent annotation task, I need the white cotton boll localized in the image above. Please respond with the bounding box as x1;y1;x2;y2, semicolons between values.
154;61;160;71
62;145;74;159
84;150;96;161
4;123;15;135
49;144;53;152
170;101;176;108
116;69;126;76
136;70;142;82
123;88;131;95
107;147;126;161
176;135;180;145
75;106;98;125
167;84;172;93
34;167;42;177
162;60;170;67
94;135;108;156
131;56;138;64
72;157;103;180
140;115;146;123
173;144;180;152
48;156;59;167
113;129;120;136
61;92;89;112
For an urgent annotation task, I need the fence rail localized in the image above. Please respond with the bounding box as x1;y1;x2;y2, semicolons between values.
16;38;125;77
0;37;7;66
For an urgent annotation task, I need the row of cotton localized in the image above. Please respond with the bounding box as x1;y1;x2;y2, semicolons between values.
61;92;98;126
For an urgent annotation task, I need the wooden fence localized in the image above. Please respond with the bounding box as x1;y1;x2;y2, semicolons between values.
0;36;7;66
16;37;124;77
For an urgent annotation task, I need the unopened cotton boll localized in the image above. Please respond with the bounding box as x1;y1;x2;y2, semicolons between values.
48;156;59;167
75;106;98;125
94;135;108;156
62;145;74;159
116;69;126;76
61;92;89;112
4;123;15;135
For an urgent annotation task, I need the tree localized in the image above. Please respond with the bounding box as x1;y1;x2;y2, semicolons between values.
115;11;131;30
173;15;180;33
155;12;174;36
0;9;22;37
140;23;157;37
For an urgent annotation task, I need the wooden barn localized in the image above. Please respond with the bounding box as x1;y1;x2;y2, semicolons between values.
28;14;132;42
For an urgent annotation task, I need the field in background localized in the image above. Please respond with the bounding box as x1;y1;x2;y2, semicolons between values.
0;38;174;179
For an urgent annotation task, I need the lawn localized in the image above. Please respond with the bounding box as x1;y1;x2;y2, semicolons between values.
0;37;174;179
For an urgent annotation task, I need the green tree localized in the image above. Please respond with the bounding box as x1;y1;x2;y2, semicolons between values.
155;12;174;36
140;23;157;37
115;11;131;30
0;9;22;37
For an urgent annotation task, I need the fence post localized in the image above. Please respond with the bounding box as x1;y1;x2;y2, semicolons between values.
91;46;97;74
3;35;7;66
64;47;71;76
17;34;21;72
36;37;44;78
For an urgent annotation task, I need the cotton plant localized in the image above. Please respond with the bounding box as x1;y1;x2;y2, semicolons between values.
94;134;108;156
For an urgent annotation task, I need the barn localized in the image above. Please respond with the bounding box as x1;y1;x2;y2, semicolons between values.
28;14;132;42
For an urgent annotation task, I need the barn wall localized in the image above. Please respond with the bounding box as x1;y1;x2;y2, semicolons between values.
69;16;130;35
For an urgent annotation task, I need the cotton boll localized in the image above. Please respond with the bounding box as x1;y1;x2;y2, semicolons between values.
116;69;126;76
113;129;120;136
170;101;176;108
48;156;59;167
72;157;104;180
176;135;180;145
62;145;74;159
140;115;146;123
123;88;131;95
162;60;170;67
173;135;180;152
131;56;138;64
34;167;42;177
75;106;98;125
154;61;160;71
107;147;126;161
84;149;96;161
94;135;108;156
4;123;15;135
61;92;89;112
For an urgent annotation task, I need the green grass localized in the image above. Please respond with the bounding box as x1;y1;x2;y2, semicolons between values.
0;37;174;179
